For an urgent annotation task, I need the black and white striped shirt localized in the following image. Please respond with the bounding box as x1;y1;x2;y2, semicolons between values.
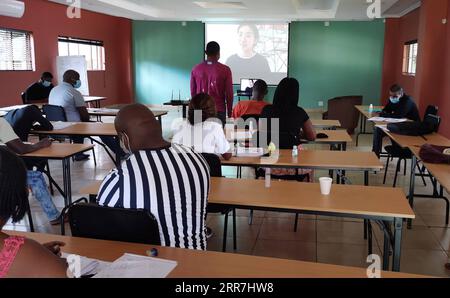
98;144;210;250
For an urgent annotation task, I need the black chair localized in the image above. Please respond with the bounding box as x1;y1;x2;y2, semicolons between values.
383;105;440;187
62;199;161;245
42;104;97;166
201;153;237;252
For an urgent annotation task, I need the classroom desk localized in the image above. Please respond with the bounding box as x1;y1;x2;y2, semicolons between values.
227;129;352;151
303;129;352;151
311;119;341;130
382;130;450;229
87;108;167;124
33;122;118;164
5;231;425;278
355;105;384;146
222;149;382;185
84;96;107;108
78;177;414;272
163;100;190;118
21;143;94;206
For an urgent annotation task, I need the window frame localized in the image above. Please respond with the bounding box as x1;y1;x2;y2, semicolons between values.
0;27;35;72
58;36;106;71
402;39;418;76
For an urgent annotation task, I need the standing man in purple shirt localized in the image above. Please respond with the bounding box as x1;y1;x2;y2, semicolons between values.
190;41;234;125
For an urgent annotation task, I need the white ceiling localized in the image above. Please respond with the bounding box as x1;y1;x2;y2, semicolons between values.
48;0;421;21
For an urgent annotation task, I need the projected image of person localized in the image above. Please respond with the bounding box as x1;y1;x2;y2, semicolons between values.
226;24;271;81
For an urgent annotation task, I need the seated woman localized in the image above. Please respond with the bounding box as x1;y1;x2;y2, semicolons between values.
0;147;67;278
172;93;232;160
259;77;316;181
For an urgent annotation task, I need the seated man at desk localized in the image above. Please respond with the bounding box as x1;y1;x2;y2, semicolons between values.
49;69;123;161
0;118;63;225
97;104;210;250
231;79;269;119
372;84;420;157
22;72;54;104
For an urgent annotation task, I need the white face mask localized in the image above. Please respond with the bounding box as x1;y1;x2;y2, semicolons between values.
119;133;132;157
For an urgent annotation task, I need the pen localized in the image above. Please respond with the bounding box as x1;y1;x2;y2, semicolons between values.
420;135;427;141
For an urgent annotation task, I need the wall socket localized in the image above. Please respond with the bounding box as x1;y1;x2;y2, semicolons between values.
318;101;324;107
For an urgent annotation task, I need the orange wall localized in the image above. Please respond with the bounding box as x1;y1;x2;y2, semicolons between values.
439;1;450;137
0;0;133;106
382;0;450;138
381;9;420;101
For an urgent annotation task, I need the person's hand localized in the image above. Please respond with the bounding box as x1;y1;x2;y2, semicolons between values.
43;241;65;256
37;138;52;149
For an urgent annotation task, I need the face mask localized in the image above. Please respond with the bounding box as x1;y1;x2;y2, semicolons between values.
119;133;132;158
389;96;400;104
73;80;82;89
42;81;51;87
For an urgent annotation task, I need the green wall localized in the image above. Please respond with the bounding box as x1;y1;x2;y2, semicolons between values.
133;20;385;108
133;21;204;104
289;21;385;108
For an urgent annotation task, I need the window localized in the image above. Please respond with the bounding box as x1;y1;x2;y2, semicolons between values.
0;28;34;71
58;36;105;71
402;40;418;75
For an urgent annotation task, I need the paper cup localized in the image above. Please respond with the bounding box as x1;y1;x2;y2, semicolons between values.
319;177;333;195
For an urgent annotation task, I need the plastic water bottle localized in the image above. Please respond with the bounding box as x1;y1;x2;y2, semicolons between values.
265;168;271;188
369;104;374;113
292;145;298;157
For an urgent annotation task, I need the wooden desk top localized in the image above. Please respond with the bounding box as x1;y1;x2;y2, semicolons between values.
21;143;94;159
306;130;352;144
208;178;414;219
5;231;424;278
355;105;384;119
34;122;117;136
409;146;450;193
84;96;107;102
311;119;341;128
222;149;383;171
384;131;450;149
87;108;167;118
80;177;414;219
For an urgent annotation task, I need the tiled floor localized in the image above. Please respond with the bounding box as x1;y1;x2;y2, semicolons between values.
4;109;450;277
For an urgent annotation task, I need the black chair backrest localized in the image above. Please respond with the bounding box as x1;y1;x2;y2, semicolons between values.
423;114;441;133
42;104;67;122
424;105;438;118
69;203;161;245
201;153;222;177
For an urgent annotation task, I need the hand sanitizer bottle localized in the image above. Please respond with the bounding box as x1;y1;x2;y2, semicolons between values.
265;168;271;188
369;104;374;113
292;145;298;157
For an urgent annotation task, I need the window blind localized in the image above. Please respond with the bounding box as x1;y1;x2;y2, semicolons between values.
0;28;34;71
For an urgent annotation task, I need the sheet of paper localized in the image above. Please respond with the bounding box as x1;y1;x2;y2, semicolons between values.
368;117;408;123
94;253;177;278
51;121;75;130
61;253;110;277
236;147;264;157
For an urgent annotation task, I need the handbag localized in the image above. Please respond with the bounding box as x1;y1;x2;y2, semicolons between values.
419;144;450;164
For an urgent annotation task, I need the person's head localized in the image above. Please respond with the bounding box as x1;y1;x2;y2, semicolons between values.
188;93;217;125
0;147;29;228
205;41;220;61
389;84;404;104
251;79;268;101
237;24;259;57
63;69;81;89
40;72;53;87
114;104;168;154
273;77;300;111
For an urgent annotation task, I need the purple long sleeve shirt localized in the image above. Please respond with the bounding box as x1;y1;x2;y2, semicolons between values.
190;60;234;116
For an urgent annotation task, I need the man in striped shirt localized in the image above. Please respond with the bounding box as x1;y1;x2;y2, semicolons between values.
97;104;210;250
